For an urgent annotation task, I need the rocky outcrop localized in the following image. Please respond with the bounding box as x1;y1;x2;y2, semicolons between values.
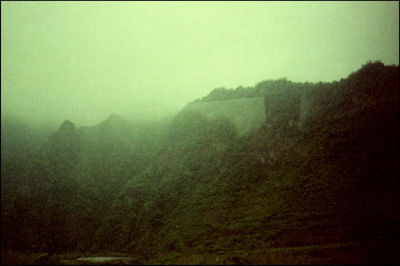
181;97;265;136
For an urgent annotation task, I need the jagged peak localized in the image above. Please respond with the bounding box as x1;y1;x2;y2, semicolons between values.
58;120;76;132
49;119;78;143
98;112;127;130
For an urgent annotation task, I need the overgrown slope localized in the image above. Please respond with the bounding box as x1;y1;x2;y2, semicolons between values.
98;61;399;264
1;62;398;264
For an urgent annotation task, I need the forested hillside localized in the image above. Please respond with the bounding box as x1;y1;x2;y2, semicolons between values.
1;61;398;264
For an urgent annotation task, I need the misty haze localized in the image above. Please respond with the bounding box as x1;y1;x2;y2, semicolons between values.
1;1;399;265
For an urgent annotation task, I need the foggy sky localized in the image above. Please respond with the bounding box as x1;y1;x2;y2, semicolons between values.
1;1;399;128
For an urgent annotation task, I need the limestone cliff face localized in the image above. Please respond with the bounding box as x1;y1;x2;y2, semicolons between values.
180;92;335;139
181;92;304;137
181;97;265;136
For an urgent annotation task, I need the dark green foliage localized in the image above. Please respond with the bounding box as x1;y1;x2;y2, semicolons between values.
196;78;307;102
1;114;166;254
1;61;398;264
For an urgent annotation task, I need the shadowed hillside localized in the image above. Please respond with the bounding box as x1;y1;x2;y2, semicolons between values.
1;61;399;265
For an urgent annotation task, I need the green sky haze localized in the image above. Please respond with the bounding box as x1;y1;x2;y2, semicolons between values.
1;1;398;127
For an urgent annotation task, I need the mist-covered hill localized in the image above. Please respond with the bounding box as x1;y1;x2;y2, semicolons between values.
1;61;399;264
1;113;169;254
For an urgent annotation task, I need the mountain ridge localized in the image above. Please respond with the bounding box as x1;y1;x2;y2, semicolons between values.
1;61;398;264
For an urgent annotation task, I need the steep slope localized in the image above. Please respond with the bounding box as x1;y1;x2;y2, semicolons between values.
1;114;166;254
181;97;265;136
1;116;53;252
1;61;398;265
101;62;399;264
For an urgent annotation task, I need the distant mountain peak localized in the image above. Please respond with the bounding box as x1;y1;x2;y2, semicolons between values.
49;119;79;146
107;112;120;121
102;112;124;125
58;120;76;132
98;113;127;131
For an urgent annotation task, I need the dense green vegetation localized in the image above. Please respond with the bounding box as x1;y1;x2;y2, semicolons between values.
1;61;399;264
